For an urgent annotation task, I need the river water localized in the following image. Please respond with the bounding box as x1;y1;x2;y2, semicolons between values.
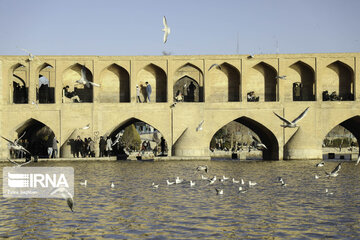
0;160;359;239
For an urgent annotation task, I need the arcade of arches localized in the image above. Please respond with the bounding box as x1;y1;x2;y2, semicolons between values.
1;53;360;160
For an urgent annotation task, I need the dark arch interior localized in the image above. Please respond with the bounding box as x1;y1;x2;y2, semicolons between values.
290;61;315;101
220;63;241;102
109;118;168;157
327;61;354;101
210;117;279;160
173;76;201;102
15;119;55;158
13;74;28;104
254;62;277;102
236;117;279;160
323;116;360;158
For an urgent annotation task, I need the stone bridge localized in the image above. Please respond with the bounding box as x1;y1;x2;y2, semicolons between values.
1;53;360;160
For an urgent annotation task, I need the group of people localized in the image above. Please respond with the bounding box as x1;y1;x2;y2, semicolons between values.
69;136;96;158
136;82;152;103
247;91;259;102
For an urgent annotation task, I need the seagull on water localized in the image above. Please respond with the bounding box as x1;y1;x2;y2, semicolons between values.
50;187;74;212
152;183;159;188
238;186;247;193
162;16;170;43
1;132;31;156
166;180;175;185
208;176;217;185
325;188;334;195
252;135;267;150
196;120;204;132
201;175;208;180
232;178;240;184
208;64;221;71
190;181;195;187
196;165;208;173
175;177;184;184
215;188;224;195
111;182;115;188
76;66;100;88
325;163;342;177
7;158;32;167
277;177;287;187
315;174;320;179
249;181;257;187
316;161;325;167
80;180;87;186
222;175;229;181
273;107;309;128
241;178;245;185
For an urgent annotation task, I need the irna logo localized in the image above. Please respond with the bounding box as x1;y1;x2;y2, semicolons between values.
8;172;69;188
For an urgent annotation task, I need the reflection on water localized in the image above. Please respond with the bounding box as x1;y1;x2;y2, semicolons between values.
0;160;359;239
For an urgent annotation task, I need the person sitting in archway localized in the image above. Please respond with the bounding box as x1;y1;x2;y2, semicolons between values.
175;90;183;102
63;85;81;102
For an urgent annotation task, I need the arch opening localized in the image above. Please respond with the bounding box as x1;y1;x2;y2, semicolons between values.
252;62;278;102
137;64;167;103
322;116;360;160
174;63;204;102
323;61;354;101
99;64;130;103
290;61;315;101
62;64;94;103
107;118;169;158
209;117;279;160
37;63;55;103
13;118;56;158
12;64;28;104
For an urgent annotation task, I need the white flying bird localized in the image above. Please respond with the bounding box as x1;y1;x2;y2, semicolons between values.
76;66;100;88
325;163;342;177
50;187;74;212
273;107;309;128
18;47;40;62
356;155;360;166
196;120;204;132
162;16;170;43
252;136;267;150
80;180;87;186
215;188;223;195
7;158;32;167
79;124;90;130
275;75;287;79
1;132;31;156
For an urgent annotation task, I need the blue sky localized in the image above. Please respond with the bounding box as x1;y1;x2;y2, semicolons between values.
0;0;359;56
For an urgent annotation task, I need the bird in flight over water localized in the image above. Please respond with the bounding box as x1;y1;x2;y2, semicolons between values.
273;107;309;128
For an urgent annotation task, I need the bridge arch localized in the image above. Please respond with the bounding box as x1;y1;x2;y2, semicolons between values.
137;63;167;102
13;118;56;158
99;64;130;103
253;61;278;102
208;62;241;102
10;63;28;104
175;63;204;102
37;63;55;103
321;115;360;159
62;63;94;102
324;61;354;101
107;117;169;156
290;61;315;101
208;116;279;160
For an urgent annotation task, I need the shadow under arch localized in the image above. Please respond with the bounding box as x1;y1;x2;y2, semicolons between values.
15;118;56;158
322;116;360;153
253;62;278;102
137;63;167;102
220;62;241;102
107;117;169;157
290;61;315;101
37;63;55;103
175;63;204;102
62;63;94;102
210;116;279;160
11;63;28;104
99;63;130;103
173;75;200;102
326;61;354;101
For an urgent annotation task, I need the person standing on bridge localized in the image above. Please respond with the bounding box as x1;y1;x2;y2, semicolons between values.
136;85;142;103
146;82;152;102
